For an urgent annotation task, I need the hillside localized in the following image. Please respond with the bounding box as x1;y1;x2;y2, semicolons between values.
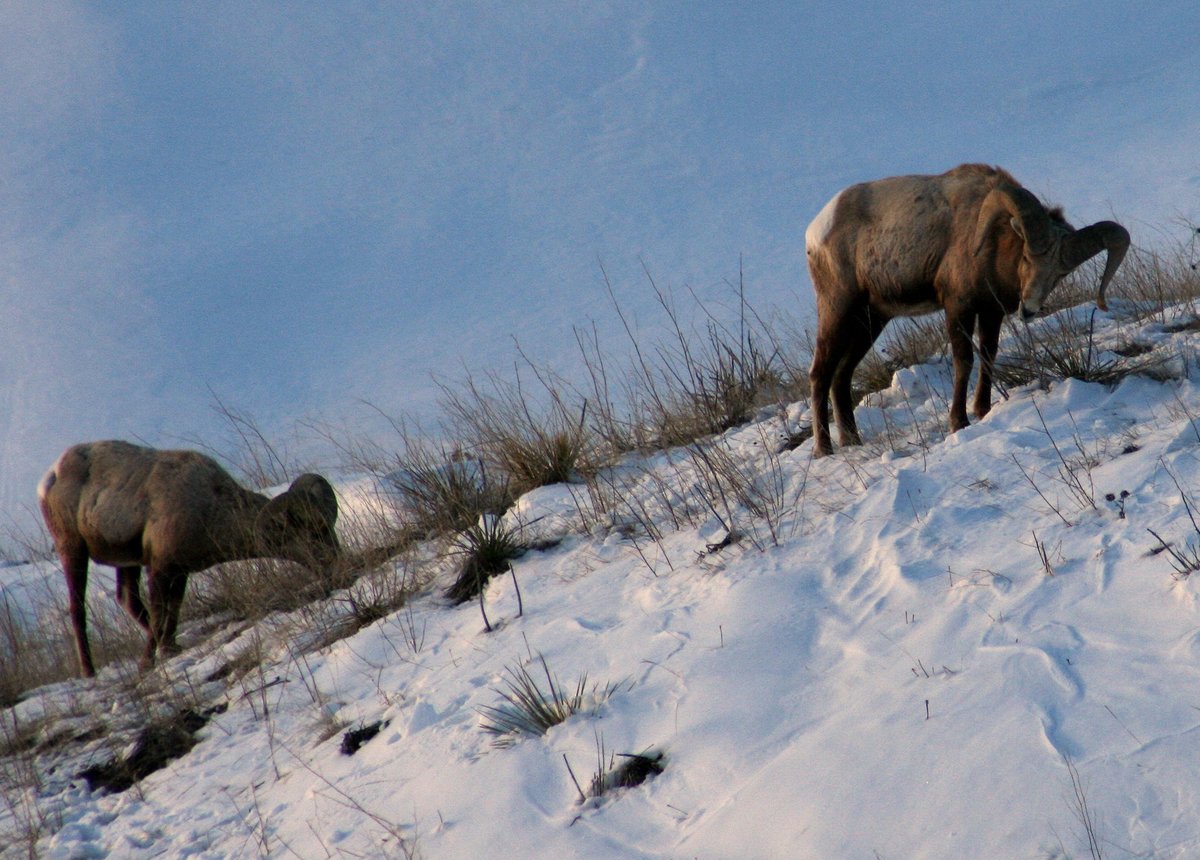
5;297;1200;858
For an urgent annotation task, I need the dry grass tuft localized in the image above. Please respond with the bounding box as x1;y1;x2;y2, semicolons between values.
441;366;596;496
994;309;1177;394
579;265;806;456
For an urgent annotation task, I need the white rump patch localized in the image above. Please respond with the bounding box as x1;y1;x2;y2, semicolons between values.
37;465;57;501
805;190;842;253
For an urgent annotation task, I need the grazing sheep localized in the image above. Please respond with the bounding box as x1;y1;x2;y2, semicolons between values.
38;440;340;677
806;163;1130;457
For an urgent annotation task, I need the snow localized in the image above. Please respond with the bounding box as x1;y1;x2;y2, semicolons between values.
5;304;1200;858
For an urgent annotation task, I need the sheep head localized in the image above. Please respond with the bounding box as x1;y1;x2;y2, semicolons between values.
254;473;341;570
974;184;1130;317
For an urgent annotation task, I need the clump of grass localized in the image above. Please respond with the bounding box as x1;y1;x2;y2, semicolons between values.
586;740;665;800
579;264;803;457
390;447;514;540
1105;226;1200;322
342;566;414;627
994;307;1175;393
564;733;665;806
307;407;514;542
440;364;597;496
478;655;622;747
634;272;791;448
78;707;216;794
600;750;665;792
445;514;526;604
187;554;350;624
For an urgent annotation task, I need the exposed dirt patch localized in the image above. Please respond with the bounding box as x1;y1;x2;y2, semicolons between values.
607;751;665;790
78;704;227;793
340;719;389;756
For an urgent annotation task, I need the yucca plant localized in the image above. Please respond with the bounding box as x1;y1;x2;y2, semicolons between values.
445;514;526;604
478;655;622;747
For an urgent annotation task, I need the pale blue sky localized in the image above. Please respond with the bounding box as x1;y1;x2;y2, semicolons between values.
2;1;1197;532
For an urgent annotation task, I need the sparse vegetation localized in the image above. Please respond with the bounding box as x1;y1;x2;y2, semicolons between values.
188;554;349;624
578;265;804;456
6;242;1200;856
337;562;418;630
587;739;664;801
564;732;665;807
1147;463;1200;580
1102;227;1200;322
993;308;1176;394
1061;753;1105;860
394;447;514;539
78;706;219;794
0;586;143;706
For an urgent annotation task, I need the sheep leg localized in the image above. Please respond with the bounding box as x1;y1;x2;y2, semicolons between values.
157;573;188;657
945;307;976;432
115;566;150;634
142;570;170;668
973;312;1002;419
810;300;860;456
809;346;835;456
61;548;95;678
830;308;887;447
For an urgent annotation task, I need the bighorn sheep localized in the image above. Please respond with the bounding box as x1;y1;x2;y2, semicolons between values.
38;440;340;678
806;163;1130;457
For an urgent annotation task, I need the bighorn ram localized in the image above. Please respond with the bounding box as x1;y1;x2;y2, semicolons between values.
38;440;340;678
806;163;1130;457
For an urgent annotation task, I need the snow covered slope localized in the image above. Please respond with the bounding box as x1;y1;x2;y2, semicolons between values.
4;303;1200;858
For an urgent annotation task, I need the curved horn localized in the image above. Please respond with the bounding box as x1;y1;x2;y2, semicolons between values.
1060;221;1130;312
972;184;1055;257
